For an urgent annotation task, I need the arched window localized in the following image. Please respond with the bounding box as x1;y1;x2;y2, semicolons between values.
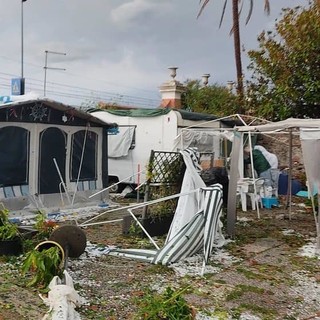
0;126;29;187
71;130;97;181
39;127;67;194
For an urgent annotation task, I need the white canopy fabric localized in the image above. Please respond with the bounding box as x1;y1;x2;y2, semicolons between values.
254;145;278;169
228;119;320;253
300;128;320;196
166;148;206;242
172;129;221;153
109;184;225;274
237;118;320;133
108;126;134;158
300;128;320;252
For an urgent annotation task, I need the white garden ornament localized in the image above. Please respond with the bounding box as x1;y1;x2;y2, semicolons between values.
41;270;83;320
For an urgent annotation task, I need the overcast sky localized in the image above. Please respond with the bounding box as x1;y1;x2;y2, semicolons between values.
0;0;307;108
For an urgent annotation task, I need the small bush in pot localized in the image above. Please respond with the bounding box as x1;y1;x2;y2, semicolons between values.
21;242;64;288
0;207;19;240
0;206;22;256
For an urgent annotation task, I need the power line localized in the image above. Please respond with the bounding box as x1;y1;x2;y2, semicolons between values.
0;72;161;108
0;54;159;95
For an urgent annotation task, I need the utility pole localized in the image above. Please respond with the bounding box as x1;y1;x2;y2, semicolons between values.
43;50;66;97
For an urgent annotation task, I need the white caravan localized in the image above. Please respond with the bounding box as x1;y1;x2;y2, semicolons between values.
90;108;234;192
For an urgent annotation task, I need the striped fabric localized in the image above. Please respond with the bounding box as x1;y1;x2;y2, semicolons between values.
203;185;224;265
109;184;224;266
70;180;97;191
0;185;29;199
184;147;203;173
153;211;205;264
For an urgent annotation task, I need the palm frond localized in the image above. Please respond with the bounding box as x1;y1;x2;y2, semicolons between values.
264;0;270;15
219;0;228;28
197;0;210;18
238;0;244;17
245;0;253;25
229;25;234;36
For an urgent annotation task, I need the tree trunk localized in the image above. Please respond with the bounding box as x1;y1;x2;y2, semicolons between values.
232;0;244;114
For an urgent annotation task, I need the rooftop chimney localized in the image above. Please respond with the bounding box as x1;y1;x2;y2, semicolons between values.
202;74;210;87
159;67;185;109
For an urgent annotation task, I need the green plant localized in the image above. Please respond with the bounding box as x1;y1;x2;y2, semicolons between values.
148;198;176;221
144;151;185;221
304;195;318;209
21;246;63;288
146;184;180;222
0;207;19;241
34;211;58;240
134;286;194;320
128;220;143;237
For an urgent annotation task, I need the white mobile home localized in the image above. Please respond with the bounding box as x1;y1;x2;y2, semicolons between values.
90;108;235;191
0;98;116;210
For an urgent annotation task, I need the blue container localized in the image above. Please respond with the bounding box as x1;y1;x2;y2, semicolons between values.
262;197;279;209
278;173;302;195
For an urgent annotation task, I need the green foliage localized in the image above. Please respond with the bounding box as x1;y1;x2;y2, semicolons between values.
145;152;185;220
181;79;238;116
134;286;194;320
246;1;320;120
34;211;58;240
0;207;18;241
226;284;265;301
128;220;143;237
147;187;178;221
21;246;63;288
304;194;318;208
0;223;18;241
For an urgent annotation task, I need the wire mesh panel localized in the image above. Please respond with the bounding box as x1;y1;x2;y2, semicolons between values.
147;150;185;184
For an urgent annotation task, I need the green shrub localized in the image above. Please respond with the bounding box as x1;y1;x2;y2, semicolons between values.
134;286;194;320
0;207;19;240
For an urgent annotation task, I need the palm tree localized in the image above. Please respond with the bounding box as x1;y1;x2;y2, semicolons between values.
198;0;270;114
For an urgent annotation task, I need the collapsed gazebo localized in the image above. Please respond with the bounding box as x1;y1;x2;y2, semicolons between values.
227;118;320;252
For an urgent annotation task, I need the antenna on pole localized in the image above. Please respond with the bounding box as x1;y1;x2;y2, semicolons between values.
43;50;66;97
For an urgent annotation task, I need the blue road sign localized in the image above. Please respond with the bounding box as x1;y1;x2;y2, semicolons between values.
11;78;25;95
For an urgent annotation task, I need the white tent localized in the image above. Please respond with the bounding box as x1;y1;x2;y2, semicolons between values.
0;98;116;211
227;118;320;253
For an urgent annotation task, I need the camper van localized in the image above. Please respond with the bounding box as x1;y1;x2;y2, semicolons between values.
90;108;234;192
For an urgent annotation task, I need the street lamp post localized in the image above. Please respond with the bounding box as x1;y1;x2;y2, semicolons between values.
43;50;66;97
21;0;27;94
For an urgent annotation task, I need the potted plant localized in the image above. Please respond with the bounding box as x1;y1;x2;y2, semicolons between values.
0;206;22;256
140;185;177;237
21;240;64;288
